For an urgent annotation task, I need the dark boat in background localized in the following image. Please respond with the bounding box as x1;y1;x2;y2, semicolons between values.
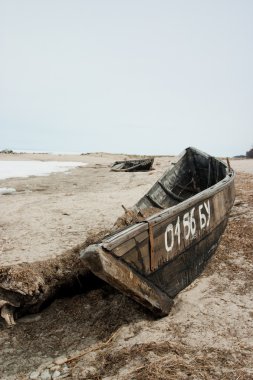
81;147;235;316
111;157;154;172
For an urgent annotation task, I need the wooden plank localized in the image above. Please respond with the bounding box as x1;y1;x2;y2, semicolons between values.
102;223;147;250
158;180;184;202
135;230;149;243
148;220;227;297
113;238;136;257
149;222;155;271
122;239;150;274
80;245;173;317
146;194;163;209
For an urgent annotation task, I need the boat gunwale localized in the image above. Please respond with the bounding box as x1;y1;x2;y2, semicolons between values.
101;169;235;250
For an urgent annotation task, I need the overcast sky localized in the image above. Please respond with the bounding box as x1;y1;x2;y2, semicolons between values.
1;0;252;156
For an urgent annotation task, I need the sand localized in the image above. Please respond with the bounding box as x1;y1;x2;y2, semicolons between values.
0;153;252;380
0;152;172;267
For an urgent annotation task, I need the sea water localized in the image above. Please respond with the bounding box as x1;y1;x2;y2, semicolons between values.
0;161;86;180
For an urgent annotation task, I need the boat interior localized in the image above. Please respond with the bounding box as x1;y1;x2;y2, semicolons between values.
135;148;228;211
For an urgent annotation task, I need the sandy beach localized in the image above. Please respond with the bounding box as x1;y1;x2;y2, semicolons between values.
0;152;173;267
0;152;252;380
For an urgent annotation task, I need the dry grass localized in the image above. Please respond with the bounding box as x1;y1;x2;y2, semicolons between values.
71;339;252;380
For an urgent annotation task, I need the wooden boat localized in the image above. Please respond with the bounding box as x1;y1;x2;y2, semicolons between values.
111;157;154;172
81;147;235;316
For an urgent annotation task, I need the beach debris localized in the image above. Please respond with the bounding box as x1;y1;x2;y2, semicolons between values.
0;187;16;195
52;370;61;378
29;360;70;380
40;369;52;380
27;329;119;380
29;371;41;379
54;357;68;366
0;300;16;327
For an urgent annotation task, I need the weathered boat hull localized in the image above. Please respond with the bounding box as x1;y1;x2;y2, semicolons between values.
81;147;235;315
111;158;154;172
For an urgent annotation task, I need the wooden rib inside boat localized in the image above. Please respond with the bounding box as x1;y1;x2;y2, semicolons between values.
81;147;235;316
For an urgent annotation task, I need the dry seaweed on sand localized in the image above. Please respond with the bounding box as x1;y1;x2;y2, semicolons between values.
0;197;162;325
0;229;112;322
129;347;253;380
70;339;253;380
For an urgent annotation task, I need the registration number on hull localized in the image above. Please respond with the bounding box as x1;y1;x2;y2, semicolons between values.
164;200;211;254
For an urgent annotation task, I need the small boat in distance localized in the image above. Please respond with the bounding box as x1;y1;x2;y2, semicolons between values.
81;147;235;316
111;157;154;172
